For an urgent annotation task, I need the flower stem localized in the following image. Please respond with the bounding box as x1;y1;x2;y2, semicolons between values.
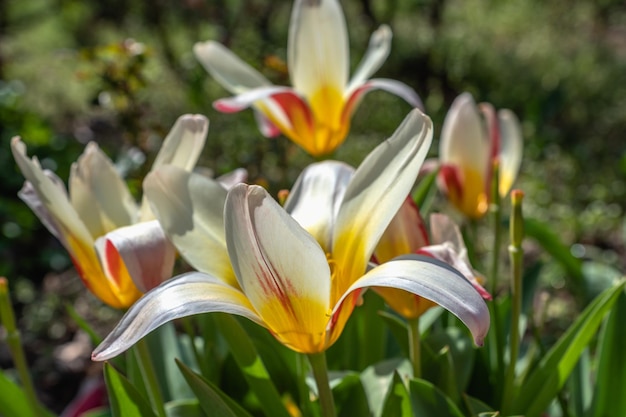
407;317;421;379
488;162;505;393
0;277;44;417
134;338;166;417
502;190;525;411
308;352;336;417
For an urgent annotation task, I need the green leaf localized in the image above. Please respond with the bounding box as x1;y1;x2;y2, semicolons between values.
511;280;626;417
591;289;626;417
462;394;495;416
104;362;158;417
360;358;413;417
176;359;253;417
409;378;465;417
381;372;412;417
0;369;55;417
332;373;370;417
413;167;439;213
145;322;197;401
214;314;292;417
165;399;207;417
80;407;112;417
524;217;585;299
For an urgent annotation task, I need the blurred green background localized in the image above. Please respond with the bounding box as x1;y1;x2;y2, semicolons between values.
1;0;625;411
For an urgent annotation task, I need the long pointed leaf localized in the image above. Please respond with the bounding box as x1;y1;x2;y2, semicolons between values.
591;289;626;417
103;363;157;417
512;281;626;417
176;360;253;417
409;378;465;417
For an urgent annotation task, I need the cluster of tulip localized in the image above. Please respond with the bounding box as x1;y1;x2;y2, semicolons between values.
5;1;623;417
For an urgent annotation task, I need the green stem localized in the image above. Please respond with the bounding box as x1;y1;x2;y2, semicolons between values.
308;352;336;417
0;278;44;417
134;338;166;417
502;190;524;412
408;317;421;379
488;162;505;396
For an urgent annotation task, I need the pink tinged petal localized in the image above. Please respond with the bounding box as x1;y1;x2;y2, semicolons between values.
333;109;433;291
347;25;393;94
254;110;281;138
375;197;429;264
193;40;272;94
11;137;94;249
439;93;489;174
288;0;349;97
284;161;355;252
92;272;261;361
69;143;138;237
216;168;248;190
143;166;237;287
97;220;176;293
497;109;523;197
335;255;490;346
225;184;332;353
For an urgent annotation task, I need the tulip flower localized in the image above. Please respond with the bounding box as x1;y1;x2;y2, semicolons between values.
11;115;209;309
437;93;523;219
194;0;422;157
374;202;491;319
92;109;489;360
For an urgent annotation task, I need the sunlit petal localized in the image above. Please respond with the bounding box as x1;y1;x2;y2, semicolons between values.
69;143;138;237
144;166;237;287
92;272;261;361
497;109;523;197
225;184;332;353
215;168;248;190
288;0;348;97
98;220;176;293
150;114;209;173
375;197;429;264
334;255;490;346
284;161;354;251
347;25;392;93
333;109;433;293
193;40;272;94
440;93;489;171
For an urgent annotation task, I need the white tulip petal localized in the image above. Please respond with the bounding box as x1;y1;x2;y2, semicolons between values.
193;40;272;94
151;114;208;173
333;109;433;284
284;161;354;251
288;0;349;97
335;255;490;346
254;110;282;138
225;184;331;340
92;272;261;360
98;220;176;293
69;143;138;236
429;213;464;251
439;93;489;174
11;137;93;247
215;168;248;190
497;109;523;196
144;166;235;284
347;25;393;94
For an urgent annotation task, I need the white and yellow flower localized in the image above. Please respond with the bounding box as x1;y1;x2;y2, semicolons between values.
194;0;422;157
92;110;489;359
11;115;209;308
437;93;523;219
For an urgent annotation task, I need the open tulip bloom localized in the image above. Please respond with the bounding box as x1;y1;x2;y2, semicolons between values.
11;115;209;309
374;201;491;319
194;0;422;157
92;109;489;360
437;93;523;219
